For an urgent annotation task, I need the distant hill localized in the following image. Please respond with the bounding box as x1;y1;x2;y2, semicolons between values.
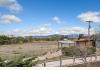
31;34;81;38
32;36;49;38
64;34;79;38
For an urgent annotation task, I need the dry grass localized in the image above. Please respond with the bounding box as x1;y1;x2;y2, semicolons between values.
0;41;61;60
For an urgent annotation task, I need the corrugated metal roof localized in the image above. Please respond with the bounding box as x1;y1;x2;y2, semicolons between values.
58;40;75;43
75;39;93;42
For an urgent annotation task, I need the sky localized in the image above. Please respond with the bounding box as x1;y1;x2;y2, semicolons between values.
0;0;100;36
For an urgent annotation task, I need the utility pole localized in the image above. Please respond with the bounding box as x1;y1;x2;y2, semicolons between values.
86;21;93;47
60;43;62;67
86;21;92;38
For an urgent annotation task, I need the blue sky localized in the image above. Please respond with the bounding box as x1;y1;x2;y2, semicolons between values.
0;0;100;36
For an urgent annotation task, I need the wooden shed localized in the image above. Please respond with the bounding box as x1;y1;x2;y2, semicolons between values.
75;39;95;48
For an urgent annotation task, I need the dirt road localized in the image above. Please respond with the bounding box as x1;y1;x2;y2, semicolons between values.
36;56;100;67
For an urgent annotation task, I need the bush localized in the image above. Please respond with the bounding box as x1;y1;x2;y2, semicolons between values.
0;56;38;67
86;47;96;55
0;57;4;66
62;46;96;57
62;47;71;56
62;46;82;57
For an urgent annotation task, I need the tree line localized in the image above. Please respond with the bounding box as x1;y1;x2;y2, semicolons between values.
0;35;64;45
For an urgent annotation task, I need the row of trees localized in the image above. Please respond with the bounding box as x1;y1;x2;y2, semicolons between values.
0;35;64;45
32;36;64;41
0;35;27;45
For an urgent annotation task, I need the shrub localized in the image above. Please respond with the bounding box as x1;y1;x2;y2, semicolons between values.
0;56;38;67
62;46;81;57
0;57;4;66
86;47;96;55
62;46;96;57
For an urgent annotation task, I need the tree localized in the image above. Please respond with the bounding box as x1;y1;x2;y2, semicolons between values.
0;35;11;45
62;46;96;64
16;37;25;44
25;36;33;42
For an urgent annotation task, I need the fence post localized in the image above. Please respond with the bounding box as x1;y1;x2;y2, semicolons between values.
73;56;75;64
43;58;47;67
95;54;97;61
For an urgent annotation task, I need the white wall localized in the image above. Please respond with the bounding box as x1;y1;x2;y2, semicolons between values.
96;41;100;48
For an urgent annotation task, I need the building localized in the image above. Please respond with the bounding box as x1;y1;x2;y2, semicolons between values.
75;39;95;48
75;36;96;48
58;39;75;48
93;34;100;48
58;35;97;48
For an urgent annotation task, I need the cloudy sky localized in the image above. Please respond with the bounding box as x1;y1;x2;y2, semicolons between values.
0;0;100;36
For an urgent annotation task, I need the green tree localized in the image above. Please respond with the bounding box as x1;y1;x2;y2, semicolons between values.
0;35;11;45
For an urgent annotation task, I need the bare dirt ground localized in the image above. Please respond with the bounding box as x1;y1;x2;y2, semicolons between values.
0;41;65;60
36;56;100;67
70;61;100;67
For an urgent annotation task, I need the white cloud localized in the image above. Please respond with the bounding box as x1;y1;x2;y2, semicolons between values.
30;26;52;36
52;16;61;23
0;26;96;36
43;23;51;26
78;11;100;23
2;26;53;36
0;14;22;24
59;27;95;35
6;29;23;36
13;29;22;33
0;0;22;12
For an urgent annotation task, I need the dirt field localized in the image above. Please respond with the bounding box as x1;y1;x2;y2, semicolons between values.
0;41;67;60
